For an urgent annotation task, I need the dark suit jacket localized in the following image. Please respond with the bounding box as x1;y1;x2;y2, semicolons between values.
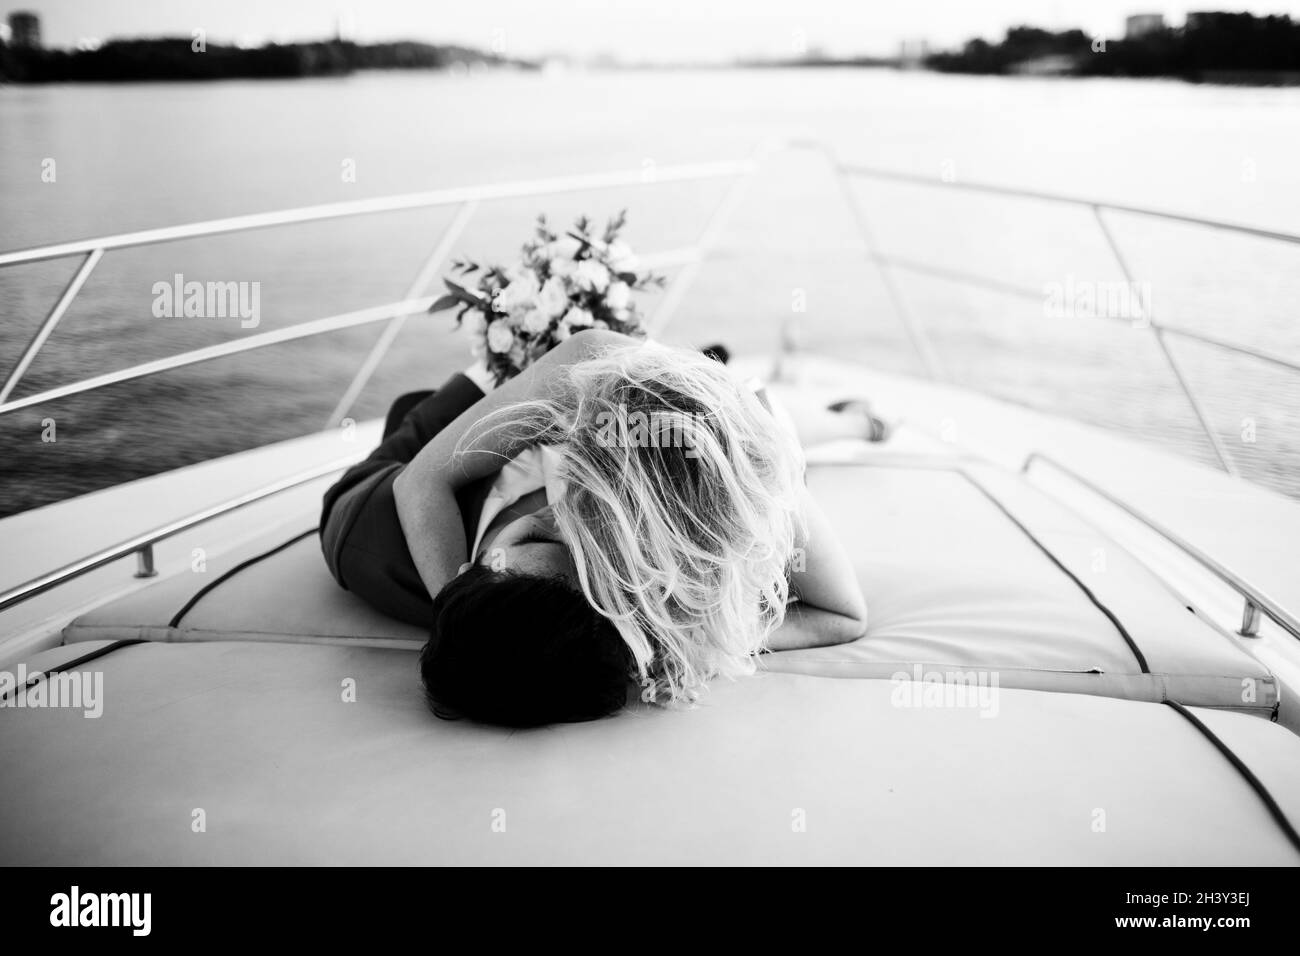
319;373;490;627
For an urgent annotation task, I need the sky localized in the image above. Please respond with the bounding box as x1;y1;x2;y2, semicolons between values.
7;0;1300;61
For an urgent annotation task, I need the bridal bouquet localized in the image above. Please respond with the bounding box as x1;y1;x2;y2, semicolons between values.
430;211;662;386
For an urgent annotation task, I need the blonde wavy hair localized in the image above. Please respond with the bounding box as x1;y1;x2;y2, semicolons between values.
457;341;805;705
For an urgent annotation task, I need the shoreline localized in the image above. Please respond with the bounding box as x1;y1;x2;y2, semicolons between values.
6;61;1300;89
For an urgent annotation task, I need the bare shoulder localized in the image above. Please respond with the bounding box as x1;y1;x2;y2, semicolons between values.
560;328;640;361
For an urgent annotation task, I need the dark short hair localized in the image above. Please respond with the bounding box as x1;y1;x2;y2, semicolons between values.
420;564;633;727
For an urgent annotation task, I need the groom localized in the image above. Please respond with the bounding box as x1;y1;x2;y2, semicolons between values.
320;361;491;627
319;353;633;728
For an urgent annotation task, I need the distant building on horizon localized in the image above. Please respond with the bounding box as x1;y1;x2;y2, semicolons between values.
1125;13;1166;38
7;10;41;48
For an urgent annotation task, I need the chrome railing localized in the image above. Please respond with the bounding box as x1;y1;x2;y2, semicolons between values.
2;139;1299;620
0;155;761;612
0;157;757;424
815;144;1300;478
1021;452;1300;642
0;457;357;613
821;143;1300;645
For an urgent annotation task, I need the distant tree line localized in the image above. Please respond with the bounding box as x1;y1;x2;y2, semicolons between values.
0;38;533;83
927;27;1092;75
926;13;1300;81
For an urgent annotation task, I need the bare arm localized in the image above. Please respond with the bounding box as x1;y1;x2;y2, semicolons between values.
765;474;869;652
392;329;631;600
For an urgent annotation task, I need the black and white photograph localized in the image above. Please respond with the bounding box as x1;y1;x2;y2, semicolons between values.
1;0;1298;907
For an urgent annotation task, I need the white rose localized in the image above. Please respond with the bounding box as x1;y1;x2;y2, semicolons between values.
561;306;593;328
545;236;582;261
486;320;515;354
605;281;631;311
496;272;540;312
554;322;572;341
521;308;551;334
575;259;610;293
606;240;640;275
538;276;570;317
549;257;577;279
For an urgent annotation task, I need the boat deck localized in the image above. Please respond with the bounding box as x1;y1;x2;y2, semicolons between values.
3;144;1300;864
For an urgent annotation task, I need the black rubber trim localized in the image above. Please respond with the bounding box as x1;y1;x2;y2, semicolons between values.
957;469;1150;674
1164;699;1300;856
0;638;145;704
169;527;319;628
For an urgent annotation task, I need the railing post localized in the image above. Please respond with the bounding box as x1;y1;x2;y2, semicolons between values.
0;455;361;612
324;200;479;429
0;248;103;405
820;150;944;381
1024;451;1300;643
134;545;157;579
1092;205;1239;477
646;141;771;337
1240;600;1262;638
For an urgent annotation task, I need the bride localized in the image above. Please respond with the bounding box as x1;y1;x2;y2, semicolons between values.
321;328;867;726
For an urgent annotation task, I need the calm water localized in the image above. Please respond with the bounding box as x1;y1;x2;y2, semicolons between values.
2;67;1299;516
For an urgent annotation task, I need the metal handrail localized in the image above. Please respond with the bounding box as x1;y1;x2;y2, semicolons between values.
0;160;755;268
0;249;102;405
1091;204;1238;474
836;161;1300;246
0;157;761;613
2;139;1298;620
0;159;752;413
0;297;434;416
0;456;360;613
645;144;770;336
323;199;481;429
7;146;1296;426
870;252;1300;375
825;151;1300;477
1022;451;1300;642
0;243;709;418
831;148;1300;640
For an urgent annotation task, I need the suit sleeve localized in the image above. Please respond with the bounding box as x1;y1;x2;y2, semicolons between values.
319;373;485;610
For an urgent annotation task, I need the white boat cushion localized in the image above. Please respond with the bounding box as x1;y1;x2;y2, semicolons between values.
63;528;428;648
1;639;1297;865
761;465;1276;715
62;462;1276;714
